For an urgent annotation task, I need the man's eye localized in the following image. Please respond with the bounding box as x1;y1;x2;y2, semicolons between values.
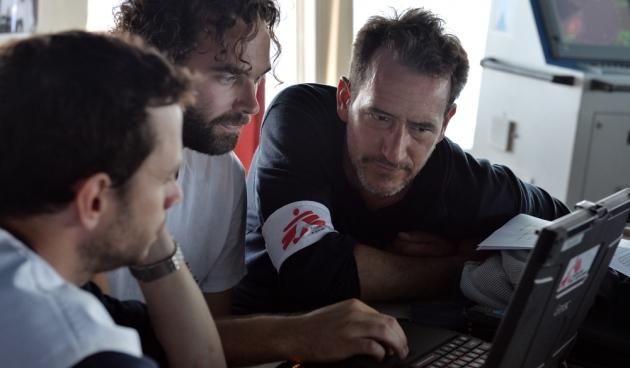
370;112;390;122
408;123;435;137
410;124;429;132
218;74;238;84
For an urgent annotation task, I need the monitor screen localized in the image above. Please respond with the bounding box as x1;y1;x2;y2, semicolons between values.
532;0;630;69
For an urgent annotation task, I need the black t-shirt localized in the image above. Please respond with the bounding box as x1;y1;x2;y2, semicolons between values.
233;84;569;314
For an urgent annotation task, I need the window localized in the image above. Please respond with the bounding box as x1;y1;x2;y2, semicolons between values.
271;0;492;149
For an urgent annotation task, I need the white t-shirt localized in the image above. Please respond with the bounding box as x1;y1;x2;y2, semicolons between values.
108;149;246;301
0;229;142;367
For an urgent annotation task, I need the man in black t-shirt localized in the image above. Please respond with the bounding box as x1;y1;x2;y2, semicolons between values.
235;9;569;314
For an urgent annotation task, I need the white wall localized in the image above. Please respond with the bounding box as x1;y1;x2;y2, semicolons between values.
86;0;122;32
471;0;598;204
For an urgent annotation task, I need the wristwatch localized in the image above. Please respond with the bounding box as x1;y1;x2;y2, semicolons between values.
130;241;184;282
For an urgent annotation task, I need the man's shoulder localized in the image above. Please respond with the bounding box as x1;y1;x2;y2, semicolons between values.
433;137;514;176
270;83;337;111
0;236;141;366
435;137;462;155
273;83;336;101
263;83;342;141
0;228;68;300
431;137;479;169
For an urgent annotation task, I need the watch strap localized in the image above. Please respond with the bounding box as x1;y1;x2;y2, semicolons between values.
129;241;184;282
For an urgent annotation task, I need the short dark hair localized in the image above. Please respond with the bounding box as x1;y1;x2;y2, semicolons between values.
115;0;281;67
0;31;195;217
349;8;469;106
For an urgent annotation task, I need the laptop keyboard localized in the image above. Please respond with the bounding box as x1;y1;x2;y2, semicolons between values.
406;335;491;368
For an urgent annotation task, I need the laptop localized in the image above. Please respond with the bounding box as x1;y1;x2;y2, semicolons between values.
298;188;630;368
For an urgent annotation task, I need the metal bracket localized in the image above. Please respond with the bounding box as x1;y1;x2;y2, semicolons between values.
575;200;608;218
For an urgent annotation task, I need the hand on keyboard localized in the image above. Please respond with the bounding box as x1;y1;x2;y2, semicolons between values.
290;299;409;363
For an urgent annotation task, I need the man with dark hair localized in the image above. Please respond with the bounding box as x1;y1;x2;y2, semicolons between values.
0;31;225;367
235;8;569;313
108;0;409;365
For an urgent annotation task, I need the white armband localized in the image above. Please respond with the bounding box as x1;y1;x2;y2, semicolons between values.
262;201;337;270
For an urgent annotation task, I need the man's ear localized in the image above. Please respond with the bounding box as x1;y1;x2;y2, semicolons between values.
439;103;457;142
336;77;351;123
74;173;113;230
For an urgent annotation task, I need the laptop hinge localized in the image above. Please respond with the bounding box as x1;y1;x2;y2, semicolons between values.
575;200;608;218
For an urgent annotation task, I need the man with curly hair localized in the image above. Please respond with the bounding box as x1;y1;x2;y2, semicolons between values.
106;0;409;365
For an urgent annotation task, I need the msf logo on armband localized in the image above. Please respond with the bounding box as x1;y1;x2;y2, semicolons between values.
282;208;327;249
263;200;337;270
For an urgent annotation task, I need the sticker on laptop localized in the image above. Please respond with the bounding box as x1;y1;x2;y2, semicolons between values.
556;245;600;298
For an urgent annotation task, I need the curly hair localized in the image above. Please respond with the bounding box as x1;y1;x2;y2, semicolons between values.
349;8;469;106
0;31;195;217
115;0;281;67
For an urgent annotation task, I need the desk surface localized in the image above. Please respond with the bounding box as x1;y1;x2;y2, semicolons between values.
248;363;278;368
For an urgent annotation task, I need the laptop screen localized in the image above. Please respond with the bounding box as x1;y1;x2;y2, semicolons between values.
486;188;630;368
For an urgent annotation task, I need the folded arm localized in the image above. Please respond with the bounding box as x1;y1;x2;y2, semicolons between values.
356;243;465;301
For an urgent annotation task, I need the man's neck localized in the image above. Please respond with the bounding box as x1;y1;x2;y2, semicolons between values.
0;218;32;249
1;217;90;286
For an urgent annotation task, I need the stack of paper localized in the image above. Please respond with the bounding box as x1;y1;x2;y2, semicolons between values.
477;214;551;251
610;241;630;278
477;213;630;277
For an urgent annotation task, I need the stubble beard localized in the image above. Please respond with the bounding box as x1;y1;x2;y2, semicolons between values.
183;107;249;155
78;199;149;275
353;156;413;198
347;138;434;199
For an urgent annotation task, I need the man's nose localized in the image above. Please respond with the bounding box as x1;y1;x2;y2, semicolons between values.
380;125;409;164
235;79;260;116
165;182;182;210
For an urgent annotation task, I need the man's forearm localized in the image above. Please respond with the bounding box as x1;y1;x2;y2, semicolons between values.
216;315;299;366
354;243;464;301
140;261;226;367
135;229;226;367
216;299;410;366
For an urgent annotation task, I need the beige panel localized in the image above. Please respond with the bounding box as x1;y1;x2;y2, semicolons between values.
37;0;88;33
315;0;353;85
